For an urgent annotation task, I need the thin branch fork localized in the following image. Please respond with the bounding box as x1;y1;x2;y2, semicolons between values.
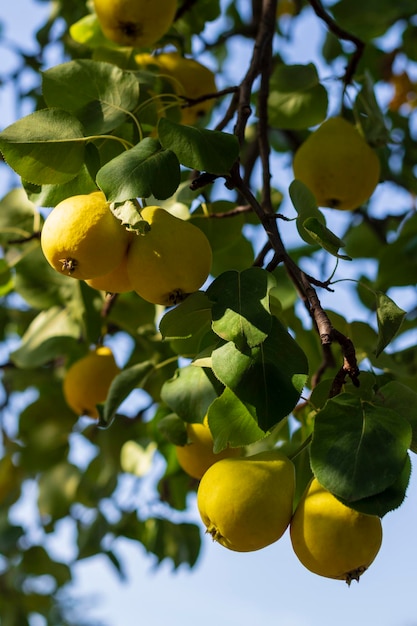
308;0;365;87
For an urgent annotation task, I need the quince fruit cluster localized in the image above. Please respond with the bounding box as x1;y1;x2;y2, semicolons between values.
40;190;212;306
176;418;383;583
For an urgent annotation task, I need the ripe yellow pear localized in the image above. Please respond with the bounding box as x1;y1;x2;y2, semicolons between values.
126;206;212;306
197;450;295;552
63;346;120;419
41;191;131;280
293;116;380;211
135;52;217;125
290;478;383;584
93;0;177;49
85;254;133;294
175;417;242;480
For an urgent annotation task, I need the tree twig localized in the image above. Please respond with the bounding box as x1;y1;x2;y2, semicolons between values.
307;0;365;87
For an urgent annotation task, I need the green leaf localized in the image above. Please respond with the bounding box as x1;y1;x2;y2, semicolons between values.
159;291;213;357
157;414;188;446
211;317;308;431
96;138;181;202
101;361;154;426
37;462;81;520
0;109;85;184
139;518;201;568
0;188;36;245
331;0;417;40
311;393;412;502
337;453;412;517
374;291;406;357
120;441;157;477
110;199;149;232
354;72;390;147
10;307;81;368
289;179;326;246
14;245;77;310
20;546;71;587
160;364;221;423
207;387;267;451
375;381;417;453
69;13;113;48
207;268;275;350
158;117;240;174
303;216;352;260
268;63;328;129
24;163;98;208
42;60;140;135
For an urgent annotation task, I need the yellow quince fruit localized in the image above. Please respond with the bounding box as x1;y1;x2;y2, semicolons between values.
135;52;217;125
93;0;177;49
85;254;133;294
175;417;242;480
290;478;383;584
41;191;131;280
63;346;121;419
197;450;295;552
293;116;381;211
126;206;212;306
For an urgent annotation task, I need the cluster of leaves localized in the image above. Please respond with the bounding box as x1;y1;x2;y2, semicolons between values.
1;0;417;623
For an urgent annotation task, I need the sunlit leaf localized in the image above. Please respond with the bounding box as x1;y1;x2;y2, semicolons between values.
160;364;221;422
0;109;85;184
207;387;267;451
207;268;275;350
42;60;140;134
158;117;240;174
120;441;157;476
96;138;181;201
211;318;308;431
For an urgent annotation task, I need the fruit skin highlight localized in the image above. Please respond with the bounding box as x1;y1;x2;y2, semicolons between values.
93;0;177;49
41;191;130;280
63;346;120;419
197;450;295;552
175;418;242;480
126;206;212;306
292;116;381;211
290;478;383;584
135;52;217;125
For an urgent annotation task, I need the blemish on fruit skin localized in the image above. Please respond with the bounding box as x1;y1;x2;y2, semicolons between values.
345;566;366;586
119;21;142;38
169;289;187;305
59;258;78;274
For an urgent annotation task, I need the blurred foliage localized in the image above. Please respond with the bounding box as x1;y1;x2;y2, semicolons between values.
0;0;417;623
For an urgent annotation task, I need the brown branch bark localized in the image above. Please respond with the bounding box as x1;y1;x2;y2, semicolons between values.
307;0;365;87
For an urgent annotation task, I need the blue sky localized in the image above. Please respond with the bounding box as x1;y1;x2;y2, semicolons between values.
1;2;417;625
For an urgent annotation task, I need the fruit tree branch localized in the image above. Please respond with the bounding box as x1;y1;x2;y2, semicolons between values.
307;0;365;87
234;0;278;145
